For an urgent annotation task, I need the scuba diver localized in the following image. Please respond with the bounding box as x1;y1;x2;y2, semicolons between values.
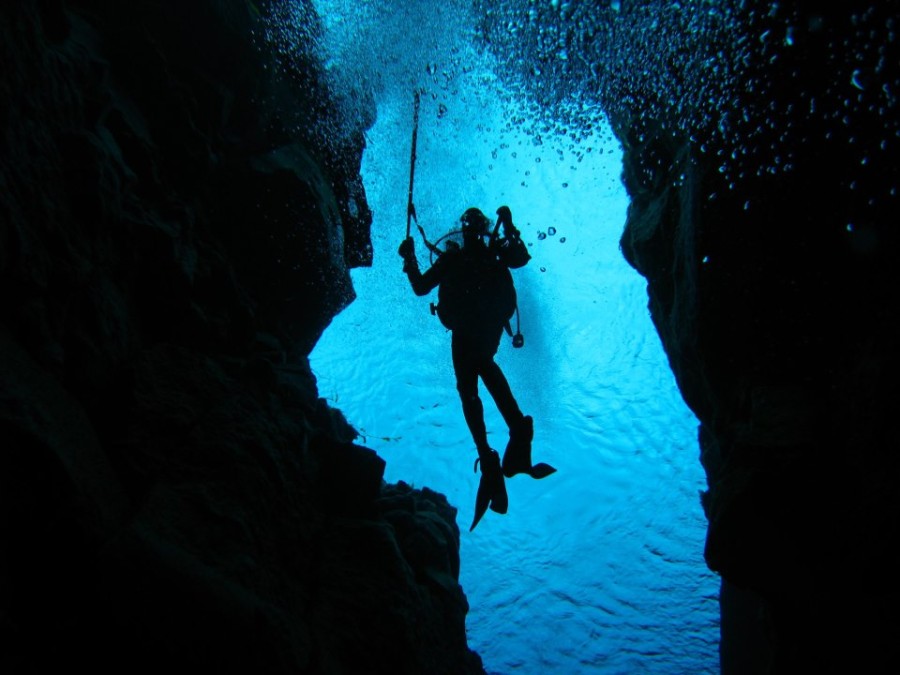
399;205;556;531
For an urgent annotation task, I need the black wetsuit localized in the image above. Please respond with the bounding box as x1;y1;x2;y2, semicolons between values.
404;236;525;459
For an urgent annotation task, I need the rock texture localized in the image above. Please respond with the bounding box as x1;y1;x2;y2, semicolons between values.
1;1;482;673
615;3;900;673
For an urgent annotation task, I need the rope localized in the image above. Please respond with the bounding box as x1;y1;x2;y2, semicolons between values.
406;90;420;240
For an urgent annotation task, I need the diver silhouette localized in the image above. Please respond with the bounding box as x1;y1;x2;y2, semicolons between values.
399;205;555;531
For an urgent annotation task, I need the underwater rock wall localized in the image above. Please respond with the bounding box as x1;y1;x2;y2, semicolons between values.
615;2;900;673
0;1;482;673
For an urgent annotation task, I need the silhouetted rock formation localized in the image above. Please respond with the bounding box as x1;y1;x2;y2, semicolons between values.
8;0;898;673
616;3;899;673
1;1;482;673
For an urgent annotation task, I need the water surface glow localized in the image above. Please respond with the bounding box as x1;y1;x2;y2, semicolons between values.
305;2;719;672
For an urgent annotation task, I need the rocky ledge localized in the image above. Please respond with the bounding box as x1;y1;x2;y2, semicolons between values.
1;1;483;673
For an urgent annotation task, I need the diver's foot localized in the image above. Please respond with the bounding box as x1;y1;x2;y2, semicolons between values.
470;450;508;531
502;415;534;478
502;416;557;479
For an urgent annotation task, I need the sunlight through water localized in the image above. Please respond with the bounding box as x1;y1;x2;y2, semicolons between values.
302;1;720;672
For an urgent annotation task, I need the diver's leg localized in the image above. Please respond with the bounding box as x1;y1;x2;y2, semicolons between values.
454;333;507;528
479;358;535;477
452;333;490;458
472;328;525;429
469;331;543;478
480;359;525;429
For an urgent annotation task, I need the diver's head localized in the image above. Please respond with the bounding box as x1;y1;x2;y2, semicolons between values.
460;207;490;245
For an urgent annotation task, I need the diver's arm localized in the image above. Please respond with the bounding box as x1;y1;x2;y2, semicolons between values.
399;237;442;295
492;205;530;267
492;226;531;269
407;258;443;296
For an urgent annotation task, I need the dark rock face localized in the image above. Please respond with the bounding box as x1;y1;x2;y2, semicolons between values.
1;1;481;673
616;3;900;673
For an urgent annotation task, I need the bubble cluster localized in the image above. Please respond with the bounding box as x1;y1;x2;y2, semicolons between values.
472;1;899;190
259;1;899;209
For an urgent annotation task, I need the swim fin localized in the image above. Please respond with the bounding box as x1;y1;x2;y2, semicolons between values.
470;450;507;531
502;415;557;479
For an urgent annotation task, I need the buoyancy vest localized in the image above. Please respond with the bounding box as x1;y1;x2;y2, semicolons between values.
436;243;517;333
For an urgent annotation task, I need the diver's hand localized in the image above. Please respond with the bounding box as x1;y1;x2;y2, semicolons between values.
398;236;415;261
496;205;518;237
496;205;516;234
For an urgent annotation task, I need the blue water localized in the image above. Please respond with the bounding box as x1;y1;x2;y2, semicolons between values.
303;2;720;672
